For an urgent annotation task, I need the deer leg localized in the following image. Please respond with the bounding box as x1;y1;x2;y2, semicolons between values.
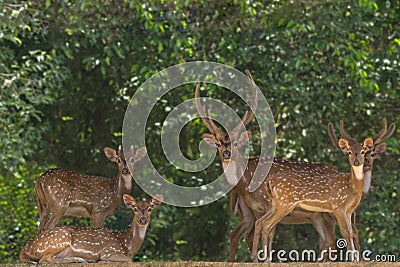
252;205;293;262
44;207;66;230
245;226;255;255
267;225;276;256
260;207;294;262
99;254;132;262
252;209;272;262
39;253;59;263
39;253;86;264
52;246;95;263
351;212;360;252
311;212;335;261
51;256;88;263
319;213;336;261
91;213;106;228
334;210;358;261
229;216;255;261
37;208;50;233
229;222;247;262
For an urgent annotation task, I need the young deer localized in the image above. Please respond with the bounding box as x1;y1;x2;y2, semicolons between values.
325;118;395;252
195;72;340;261
20;194;163;263
231;118;394;260
251;120;376;262
35;146;147;233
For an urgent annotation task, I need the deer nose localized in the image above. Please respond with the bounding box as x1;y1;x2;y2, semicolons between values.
222;150;231;159
122;167;130;175
353;159;361;166
139;217;147;225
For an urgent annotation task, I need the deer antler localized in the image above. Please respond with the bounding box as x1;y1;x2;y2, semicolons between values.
195;83;220;134
328;123;340;149
232;70;258;134
372;118;387;143
339;120;358;144
373;118;396;144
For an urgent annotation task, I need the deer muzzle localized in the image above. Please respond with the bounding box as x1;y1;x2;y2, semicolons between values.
222;150;231;160
353;158;361;166
122;167;130;175
139;217;147;225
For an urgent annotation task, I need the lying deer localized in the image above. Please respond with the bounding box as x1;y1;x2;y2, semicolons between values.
35;146;147;233
230;118;394;260
20;194;163;263
251;120;377;262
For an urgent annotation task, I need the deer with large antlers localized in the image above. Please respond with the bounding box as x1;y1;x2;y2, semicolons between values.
230;118;395;260
195;71;344;261
250;119;390;262
35;146;147;233
20;194;163;263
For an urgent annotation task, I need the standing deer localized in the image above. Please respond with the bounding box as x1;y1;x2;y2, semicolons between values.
230;118;394;260
251;120;376;262
195;72;340;261
20;194;163;263
35;146;147;233
326;118;395;252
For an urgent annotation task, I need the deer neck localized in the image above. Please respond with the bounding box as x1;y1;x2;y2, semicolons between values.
350;164;365;196
221;153;248;189
121;220;147;257
362;170;372;195
115;174;132;198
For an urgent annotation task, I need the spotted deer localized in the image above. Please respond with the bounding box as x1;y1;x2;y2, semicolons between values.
20;194;162;263
195;71;342;261
230;118;394;260
326;118;395;252
35;146;147;233
251;120;378;262
229;163;337;262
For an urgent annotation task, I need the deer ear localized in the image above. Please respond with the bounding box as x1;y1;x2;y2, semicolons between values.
150;194;163;208
238;131;251;147
104;147;119;162
371;143;386;158
338;139;350;153
134;146;147;162
202;133;218;147
123;194;136;207
363;138;374;151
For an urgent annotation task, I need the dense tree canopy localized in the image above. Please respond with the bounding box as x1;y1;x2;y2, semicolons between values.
0;0;399;263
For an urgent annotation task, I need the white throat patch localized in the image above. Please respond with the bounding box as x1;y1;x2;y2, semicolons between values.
222;161;238;185
363;171;372;194
139;225;148;239
352;165;364;180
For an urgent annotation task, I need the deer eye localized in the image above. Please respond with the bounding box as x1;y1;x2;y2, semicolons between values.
148;208;152;212
216;143;221;147
133;207;138;212
233;141;238;147
348;151;353;155
361;150;365;155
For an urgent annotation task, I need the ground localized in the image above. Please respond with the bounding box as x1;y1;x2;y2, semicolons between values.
2;262;400;267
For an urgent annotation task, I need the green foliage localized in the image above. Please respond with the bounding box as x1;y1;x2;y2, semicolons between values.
0;0;399;263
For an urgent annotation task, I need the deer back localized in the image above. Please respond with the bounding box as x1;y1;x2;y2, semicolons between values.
37;168;121;216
